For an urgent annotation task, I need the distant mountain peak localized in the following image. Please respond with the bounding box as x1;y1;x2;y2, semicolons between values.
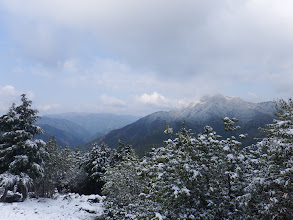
95;95;276;156
178;94;250;117
200;94;243;103
186;94;244;109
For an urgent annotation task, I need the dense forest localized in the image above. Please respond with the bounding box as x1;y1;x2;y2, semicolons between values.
0;94;292;219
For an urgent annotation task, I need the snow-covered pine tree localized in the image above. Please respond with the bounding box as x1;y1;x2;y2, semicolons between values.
139;123;202;219
65;148;88;194
36;138;85;196
84;143;112;194
102;141;147;219
36;137;61;198
194;125;223;218
111;139;137;165
218;117;248;219
0;94;46;202
55;146;75;192
246;99;293;219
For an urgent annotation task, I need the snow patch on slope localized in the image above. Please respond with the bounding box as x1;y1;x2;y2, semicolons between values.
169;94;275;123
0;193;104;220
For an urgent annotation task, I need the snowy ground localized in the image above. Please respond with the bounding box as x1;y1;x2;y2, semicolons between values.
0;193;104;220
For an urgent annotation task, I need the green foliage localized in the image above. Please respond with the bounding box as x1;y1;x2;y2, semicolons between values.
101;120;248;219
244;98;293;219
0;94;47;201
102;141;148;219
112;140;137;164
143;126;200;219
35;137;58;197
222;117;241;133
83;143;112;195
38;137;90;196
1;94;291;220
35;137;87;197
141;120;248;219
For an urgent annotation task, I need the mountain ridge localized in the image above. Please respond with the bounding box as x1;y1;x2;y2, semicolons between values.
94;95;276;155
36;113;140;148
44;112;140;135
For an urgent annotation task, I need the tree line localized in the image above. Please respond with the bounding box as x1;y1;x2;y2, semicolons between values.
0;94;292;219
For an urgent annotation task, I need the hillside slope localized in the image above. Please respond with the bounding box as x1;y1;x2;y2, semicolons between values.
45;113;140;136
36;113;140;148
35;117;91;147
96;95;276;155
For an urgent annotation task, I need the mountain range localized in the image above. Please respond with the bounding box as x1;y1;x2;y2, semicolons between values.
35;95;277;154
35;113;140;148
94;95;276;155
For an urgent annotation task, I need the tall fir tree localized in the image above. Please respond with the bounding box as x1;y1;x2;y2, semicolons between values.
84;143;112;195
218;117;248;219
245;99;293;219
0;94;46;201
36;137;59;198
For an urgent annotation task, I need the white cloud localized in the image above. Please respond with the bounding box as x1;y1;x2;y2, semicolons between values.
137;92;188;109
0;85;20;96
63;59;79;73
100;94;127;108
37;104;60;112
248;92;258;98
138;92;168;106
0;85;22;113
0;85;36;115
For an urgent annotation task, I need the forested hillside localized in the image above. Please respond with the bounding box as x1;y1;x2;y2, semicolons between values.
35;113;140;148
97;95;276;156
0;94;292;219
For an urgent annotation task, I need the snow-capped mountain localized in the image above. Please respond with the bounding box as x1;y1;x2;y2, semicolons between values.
171;94;274;123
96;95;276;156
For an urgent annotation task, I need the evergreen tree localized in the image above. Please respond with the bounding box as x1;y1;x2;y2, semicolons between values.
112;139;137;164
137;123;202;219
65;148;88;194
42;143;87;195
245;99;293;219
102;141;147;219
84;143;112;194
144;121;247;219
218;117;248;219
55;146;76;192
193;125;224;218
0;94;46;201
99;109;292;219
101;122;249;219
36;137;60;198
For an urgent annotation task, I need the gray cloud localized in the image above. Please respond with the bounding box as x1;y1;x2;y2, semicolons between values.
2;1;292;78
1;0;293;114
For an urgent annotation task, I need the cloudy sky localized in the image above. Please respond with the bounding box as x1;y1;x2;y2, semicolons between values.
0;0;293;116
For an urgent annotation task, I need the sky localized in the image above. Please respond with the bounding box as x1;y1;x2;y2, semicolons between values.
0;0;293;116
